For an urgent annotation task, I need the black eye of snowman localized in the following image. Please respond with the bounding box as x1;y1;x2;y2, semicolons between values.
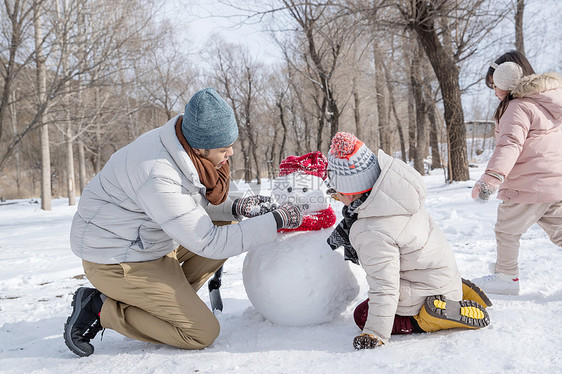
287;187;293;193
302;187;308;193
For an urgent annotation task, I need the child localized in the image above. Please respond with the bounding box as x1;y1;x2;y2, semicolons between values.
326;132;491;350
471;50;562;295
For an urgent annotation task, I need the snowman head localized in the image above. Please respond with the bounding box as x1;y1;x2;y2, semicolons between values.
272;152;330;212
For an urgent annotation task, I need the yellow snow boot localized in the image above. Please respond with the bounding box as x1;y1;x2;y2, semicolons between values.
414;295;490;333
462;278;492;308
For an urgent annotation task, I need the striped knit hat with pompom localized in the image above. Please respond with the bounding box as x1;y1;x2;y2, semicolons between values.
327;132;381;195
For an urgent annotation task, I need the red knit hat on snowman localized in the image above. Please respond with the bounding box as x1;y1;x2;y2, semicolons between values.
278;151;328;180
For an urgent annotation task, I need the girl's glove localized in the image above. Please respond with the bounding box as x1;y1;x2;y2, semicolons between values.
271;203;305;229
353;333;383;350
471;173;502;203
233;195;279;218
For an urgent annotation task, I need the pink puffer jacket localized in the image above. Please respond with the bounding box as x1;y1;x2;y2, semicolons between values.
486;72;562;203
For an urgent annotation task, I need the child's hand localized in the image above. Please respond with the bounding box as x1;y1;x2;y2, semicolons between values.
471;173;502;203
353;333;383;349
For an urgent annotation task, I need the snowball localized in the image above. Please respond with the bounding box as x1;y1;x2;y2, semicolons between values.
243;229;359;326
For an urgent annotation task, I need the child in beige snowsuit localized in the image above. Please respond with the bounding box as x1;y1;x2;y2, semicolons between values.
326;132;491;350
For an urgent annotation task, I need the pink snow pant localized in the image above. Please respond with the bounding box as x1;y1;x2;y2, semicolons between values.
82;245;226;350
494;200;562;275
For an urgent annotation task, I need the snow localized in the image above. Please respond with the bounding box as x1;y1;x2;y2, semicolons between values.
1;163;562;373
243;229;359;326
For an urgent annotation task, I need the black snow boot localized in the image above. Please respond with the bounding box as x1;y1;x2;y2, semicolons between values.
64;287;104;357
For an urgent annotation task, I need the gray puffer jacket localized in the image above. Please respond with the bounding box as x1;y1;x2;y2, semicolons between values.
350;150;462;344
70;115;278;264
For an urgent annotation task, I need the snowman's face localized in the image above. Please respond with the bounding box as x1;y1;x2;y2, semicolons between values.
271;172;329;212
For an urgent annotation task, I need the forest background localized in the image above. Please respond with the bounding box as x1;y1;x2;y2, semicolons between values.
1;0;561;210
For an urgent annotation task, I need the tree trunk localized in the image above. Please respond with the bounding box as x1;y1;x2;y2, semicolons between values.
56;0;77;205
515;0;525;54
407;57;416;162
383;60;407;162
78;140;86;193
326;86;340;142
353;77;362;140
410;45;427;175
242;138;252;183
0;0;28;142
34;1;51;210
411;2;469;181
10;91;21;195
276;98;288;168
373;40;391;154
427;102;442;169
316;96;327;153
66;124;76;205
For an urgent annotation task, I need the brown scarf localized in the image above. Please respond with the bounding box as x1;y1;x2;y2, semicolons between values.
175;117;230;205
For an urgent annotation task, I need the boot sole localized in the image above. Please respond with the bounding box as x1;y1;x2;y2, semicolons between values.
63;287;94;357
462;278;493;307
425;295;490;329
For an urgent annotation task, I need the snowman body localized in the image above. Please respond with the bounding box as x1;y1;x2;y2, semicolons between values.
242;158;359;326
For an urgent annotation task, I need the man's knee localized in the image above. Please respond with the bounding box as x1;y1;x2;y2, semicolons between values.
177;314;220;349
198;317;220;348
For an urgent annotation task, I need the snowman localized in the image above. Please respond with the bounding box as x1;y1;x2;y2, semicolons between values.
242;152;359;326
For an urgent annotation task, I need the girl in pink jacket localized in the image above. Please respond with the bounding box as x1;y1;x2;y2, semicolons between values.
472;50;562;295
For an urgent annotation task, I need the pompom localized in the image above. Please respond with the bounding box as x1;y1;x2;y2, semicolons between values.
330;132;359;158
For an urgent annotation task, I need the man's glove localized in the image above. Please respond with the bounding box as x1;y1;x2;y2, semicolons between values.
233;195;279;218
471;173;502;203
353;333;383;350
271;202;305;230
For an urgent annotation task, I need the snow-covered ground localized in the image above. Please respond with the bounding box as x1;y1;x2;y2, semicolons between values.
1;163;561;374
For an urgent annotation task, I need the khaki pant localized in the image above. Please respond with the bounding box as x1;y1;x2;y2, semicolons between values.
83;222;232;350
494;200;562;275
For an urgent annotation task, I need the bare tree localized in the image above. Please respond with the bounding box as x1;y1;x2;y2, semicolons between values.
0;0;161;172
240;63;264;184
373;37;392;154
279;0;352;147
409;38;428;175
422;59;443;170
0;0;40;143
398;0;505;181
382;40;407;162
207;37;269;182
514;0;525;54
274;90;290;165
136;27;195;121
33;0;51;210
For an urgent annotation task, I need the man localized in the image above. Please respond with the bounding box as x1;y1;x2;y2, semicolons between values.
64;88;304;357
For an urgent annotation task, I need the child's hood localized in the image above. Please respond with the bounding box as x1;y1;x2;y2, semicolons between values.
512;72;562;120
355;150;426;218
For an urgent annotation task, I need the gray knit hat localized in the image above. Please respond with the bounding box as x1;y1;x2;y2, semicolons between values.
327;132;381;195
491;61;523;91
181;88;238;149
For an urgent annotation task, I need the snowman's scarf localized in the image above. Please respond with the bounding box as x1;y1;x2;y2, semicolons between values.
327;192;370;265
278;207;337;233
